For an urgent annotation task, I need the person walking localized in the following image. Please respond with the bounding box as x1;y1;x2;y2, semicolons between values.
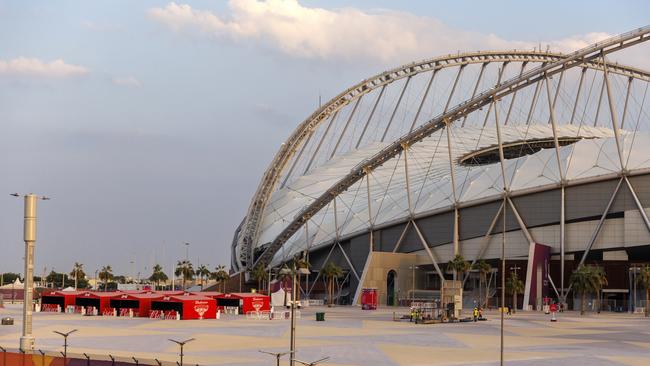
473;307;479;322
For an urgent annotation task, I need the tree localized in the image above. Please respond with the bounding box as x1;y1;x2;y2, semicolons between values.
195;265;210;289
99;266;113;292
591;265;608;313
69;262;86;290
148;264;168;290
175;260;194;290
505;271;524;313
1;273;22;286
321;262;343;307
473;260;492;308
294;257;310;302
46;271;63;288
638;265;650;317
570;265;596;315
447;255;471;282
251;264;268;293
210;265;230;293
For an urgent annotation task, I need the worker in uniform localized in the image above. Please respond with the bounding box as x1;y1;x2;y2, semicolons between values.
473;307;479;322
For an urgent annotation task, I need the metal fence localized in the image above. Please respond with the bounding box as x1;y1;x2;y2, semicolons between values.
0;347;182;366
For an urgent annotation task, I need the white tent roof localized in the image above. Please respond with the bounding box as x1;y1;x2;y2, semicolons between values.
255;124;649;265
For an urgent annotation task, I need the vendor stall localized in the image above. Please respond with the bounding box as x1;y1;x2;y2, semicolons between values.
40;291;83;312
215;293;270;314
109;293;162;317
75;291;119;315
151;295;216;320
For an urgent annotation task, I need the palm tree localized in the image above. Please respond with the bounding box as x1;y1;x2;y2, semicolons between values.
195;265;210;288
591;265;607;313
69;262;86;290
570;265;595;315
473;260;492;308
251;264;268;293
321;262;343;307
98;265;113;292
175;260;194;290
294;257;310;302
447;255;471;282
148;264;168;290
638;265;650;317
506;271;524;313
210;265;230;292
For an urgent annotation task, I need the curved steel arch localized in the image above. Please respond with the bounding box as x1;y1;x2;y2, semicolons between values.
246;26;650;269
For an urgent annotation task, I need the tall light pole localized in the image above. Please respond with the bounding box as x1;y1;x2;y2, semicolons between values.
169;338;195;366
11;193;50;352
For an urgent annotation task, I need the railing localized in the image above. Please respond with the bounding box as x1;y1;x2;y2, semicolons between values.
0;347;181;366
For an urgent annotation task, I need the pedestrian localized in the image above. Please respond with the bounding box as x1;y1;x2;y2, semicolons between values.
478;307;484;320
507;304;512;316
473;307;478;322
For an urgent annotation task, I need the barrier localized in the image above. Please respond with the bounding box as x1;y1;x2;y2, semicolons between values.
269;310;301;320
0;347;177;366
245;310;271;320
41;304;59;312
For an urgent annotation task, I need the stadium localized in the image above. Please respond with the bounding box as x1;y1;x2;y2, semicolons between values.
232;27;650;311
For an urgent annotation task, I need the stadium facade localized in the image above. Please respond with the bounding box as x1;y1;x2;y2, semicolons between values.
232;27;650;310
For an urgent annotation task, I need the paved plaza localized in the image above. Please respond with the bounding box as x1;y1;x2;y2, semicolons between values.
1;304;650;365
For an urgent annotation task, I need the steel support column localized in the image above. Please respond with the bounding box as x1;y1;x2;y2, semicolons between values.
412;220;445;281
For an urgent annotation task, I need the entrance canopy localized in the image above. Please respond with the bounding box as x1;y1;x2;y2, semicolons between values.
110;293;163;317
216;293;270;313
41;290;84;310
152;295;216;320
76;291;120;314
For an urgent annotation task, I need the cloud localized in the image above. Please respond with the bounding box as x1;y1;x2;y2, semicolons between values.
148;1;613;63
0;57;89;78
112;76;141;87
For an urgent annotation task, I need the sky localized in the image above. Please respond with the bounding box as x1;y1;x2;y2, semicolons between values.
0;0;647;279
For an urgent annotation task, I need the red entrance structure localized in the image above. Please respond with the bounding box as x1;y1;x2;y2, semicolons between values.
40;291;83;312
75;291;120;314
215;293;270;314
152;295;216;320
109;293;163;317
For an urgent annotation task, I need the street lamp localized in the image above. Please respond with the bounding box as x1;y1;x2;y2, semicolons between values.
409;265;419;305
258;350;292;366
53;329;77;358
295;357;330;366
168;338;195;366
11;193;50;352
281;259;310;366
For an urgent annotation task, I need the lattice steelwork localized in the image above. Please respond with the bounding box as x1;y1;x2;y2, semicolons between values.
233;26;650;288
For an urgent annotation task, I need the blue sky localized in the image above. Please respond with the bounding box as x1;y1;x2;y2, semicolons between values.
0;0;647;278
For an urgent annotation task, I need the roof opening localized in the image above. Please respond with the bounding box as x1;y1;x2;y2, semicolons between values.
458;137;586;166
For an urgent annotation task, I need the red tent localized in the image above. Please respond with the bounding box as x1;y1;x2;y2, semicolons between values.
152;290;186;296
190;291;221;299
152;295;216;320
215;293;270;314
41;291;84;312
110;293;163;317
75;291;120;314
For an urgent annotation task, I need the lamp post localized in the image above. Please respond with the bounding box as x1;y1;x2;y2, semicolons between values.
168;338;195;366
409;265;419;305
11;193;50;352
294;357;330;366
281;260;310;366
53;329;77;359
258;350;291;366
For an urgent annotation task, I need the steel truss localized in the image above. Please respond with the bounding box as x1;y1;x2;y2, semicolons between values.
237;27;650;272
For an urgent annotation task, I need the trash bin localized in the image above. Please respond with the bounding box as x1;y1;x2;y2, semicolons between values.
316;312;325;321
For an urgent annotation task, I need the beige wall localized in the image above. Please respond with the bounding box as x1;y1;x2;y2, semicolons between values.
357;252;428;306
